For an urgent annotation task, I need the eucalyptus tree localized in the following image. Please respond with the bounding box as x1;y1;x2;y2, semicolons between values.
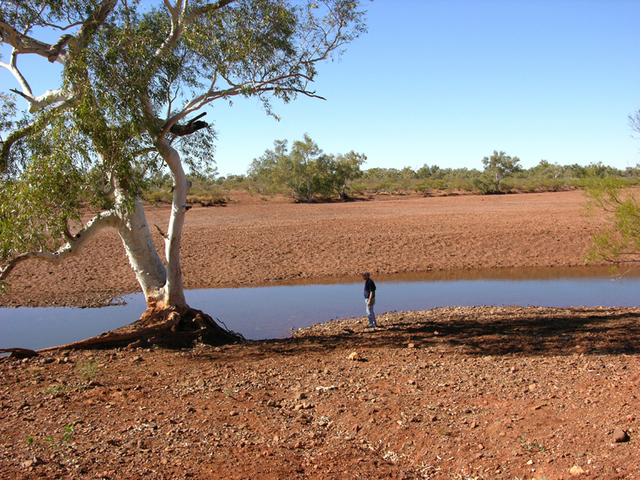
249;135;325;202
0;0;367;346
331;150;365;199
290;133;327;202
249;134;365;201
481;150;522;192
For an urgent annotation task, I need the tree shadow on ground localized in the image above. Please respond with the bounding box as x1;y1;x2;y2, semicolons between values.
224;308;640;362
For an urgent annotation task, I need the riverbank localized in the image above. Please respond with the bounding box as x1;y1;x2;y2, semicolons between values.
2;306;639;479
0;190;607;308
2;190;640;478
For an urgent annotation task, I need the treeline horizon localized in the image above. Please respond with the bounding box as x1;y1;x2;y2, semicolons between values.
144;140;640;205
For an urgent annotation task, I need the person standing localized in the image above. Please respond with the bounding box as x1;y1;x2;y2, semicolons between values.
362;271;377;328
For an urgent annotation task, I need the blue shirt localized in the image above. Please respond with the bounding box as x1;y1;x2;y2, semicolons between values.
364;278;376;299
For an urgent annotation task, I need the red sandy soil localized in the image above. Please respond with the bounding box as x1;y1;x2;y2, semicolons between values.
0;190;609;308
2;190;639;479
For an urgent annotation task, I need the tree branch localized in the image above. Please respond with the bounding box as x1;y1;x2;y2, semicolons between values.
0;97;76;171
0;20;70;65
185;0;236;23
154;224;169;240
169;112;208;136
151;1;235;73
0;210;121;282
68;0;119;54
5;49;33;96
8;86;71;114
0;1;116;115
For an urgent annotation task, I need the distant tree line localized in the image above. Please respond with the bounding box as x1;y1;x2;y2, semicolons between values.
143;136;640;204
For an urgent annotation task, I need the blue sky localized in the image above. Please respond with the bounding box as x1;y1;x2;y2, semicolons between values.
210;0;640;176
2;1;639;177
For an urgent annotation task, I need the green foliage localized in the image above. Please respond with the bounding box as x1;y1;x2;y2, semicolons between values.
1;0;368;286
0;129;86;261
249;134;365;201
27;423;77;452
472;176;501;195
480;150;522;193
582;107;640;267
207;153;640;200
333;151;366;199
43;384;71;395
144;175;228;205
75;359;99;382
584;177;640;265
61;425;75;443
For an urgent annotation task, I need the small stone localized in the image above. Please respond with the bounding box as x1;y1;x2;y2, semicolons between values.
126;340;142;350
316;385;337;392
348;351;362;361
570;465;586;476
195;378;206;388
137;439;148;450
130;355;143;363
407;343;415;349
20;457;44;468
295;392;307;400
613;427;630;443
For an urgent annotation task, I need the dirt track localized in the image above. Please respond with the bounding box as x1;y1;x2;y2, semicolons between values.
0;190;606;308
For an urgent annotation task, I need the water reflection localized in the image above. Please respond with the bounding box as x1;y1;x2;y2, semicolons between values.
1;266;638;351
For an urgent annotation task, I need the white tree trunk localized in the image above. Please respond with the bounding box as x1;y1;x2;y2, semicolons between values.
114;190;168;306
113;164;189;312
157;137;189;311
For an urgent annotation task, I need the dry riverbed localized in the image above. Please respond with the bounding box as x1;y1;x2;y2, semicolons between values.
2;191;639;478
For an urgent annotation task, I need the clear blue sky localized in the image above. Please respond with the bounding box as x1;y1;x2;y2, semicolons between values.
2;1;639;177
210;0;640;177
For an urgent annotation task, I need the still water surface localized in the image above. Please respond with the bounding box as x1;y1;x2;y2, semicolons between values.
1;266;638;351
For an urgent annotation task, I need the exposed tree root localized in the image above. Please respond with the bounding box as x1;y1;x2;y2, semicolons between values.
0;348;39;359
36;307;244;353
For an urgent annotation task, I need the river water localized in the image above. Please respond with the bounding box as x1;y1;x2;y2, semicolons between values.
1;266;638;351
